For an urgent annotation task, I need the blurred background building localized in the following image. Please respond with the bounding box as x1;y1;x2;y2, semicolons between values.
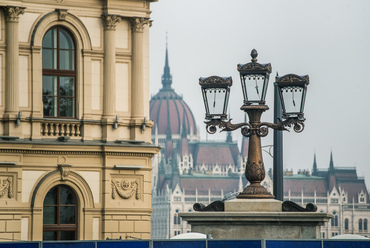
283;152;370;238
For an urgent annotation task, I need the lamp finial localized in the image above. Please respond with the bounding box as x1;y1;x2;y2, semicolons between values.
251;49;258;63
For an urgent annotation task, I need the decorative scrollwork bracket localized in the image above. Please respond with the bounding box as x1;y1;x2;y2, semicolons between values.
282;201;317;212
205;117;305;137
193;200;225;212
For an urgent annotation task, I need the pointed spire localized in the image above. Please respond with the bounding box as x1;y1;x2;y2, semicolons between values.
329;150;334;170
313;151;317;172
161;34;172;89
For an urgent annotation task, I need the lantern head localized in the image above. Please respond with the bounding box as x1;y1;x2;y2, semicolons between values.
199;76;233;120
237;49;272;105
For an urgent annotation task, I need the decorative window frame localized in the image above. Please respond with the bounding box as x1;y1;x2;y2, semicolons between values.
29;10;92;120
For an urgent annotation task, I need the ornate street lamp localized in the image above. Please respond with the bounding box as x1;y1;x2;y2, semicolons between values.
199;49;309;199
199;76;232;121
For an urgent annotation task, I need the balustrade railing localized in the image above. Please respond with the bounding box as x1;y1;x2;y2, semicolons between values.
41;121;82;137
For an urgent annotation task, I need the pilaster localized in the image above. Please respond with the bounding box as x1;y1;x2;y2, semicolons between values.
130;17;149;118
2;6;25;137
102;14;121;118
101;14;121;142
129;17;150;141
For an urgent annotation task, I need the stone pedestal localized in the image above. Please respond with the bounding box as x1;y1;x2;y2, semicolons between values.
180;199;332;239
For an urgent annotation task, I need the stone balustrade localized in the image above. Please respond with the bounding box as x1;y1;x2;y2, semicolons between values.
41;121;82;137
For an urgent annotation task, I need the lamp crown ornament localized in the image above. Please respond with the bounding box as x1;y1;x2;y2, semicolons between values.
199;49;309;199
251;48;258;63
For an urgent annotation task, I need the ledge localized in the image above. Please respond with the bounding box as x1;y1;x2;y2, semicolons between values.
114;165;143;170
0;162;18;166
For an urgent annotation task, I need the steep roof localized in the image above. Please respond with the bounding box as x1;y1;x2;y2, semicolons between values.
192;141;239;166
285;167;369;203
180;175;240;196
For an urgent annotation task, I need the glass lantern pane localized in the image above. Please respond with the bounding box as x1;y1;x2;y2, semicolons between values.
244;75;265;103
281;86;303;115
205;88;227;115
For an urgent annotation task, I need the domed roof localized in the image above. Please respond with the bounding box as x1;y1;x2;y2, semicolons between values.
150;46;197;136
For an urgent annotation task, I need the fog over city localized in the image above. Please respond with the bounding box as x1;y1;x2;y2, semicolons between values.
149;0;370;185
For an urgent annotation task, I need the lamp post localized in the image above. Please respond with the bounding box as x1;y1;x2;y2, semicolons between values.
199;49;309;199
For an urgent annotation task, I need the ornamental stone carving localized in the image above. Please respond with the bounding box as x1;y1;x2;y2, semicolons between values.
111;178;140;200
2;6;26;22
101;14;121;30
58;164;72;180
57;9;68;21
130;17;150;32
0;177;13;199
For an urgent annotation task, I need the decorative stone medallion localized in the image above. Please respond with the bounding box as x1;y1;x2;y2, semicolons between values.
111;178;140;200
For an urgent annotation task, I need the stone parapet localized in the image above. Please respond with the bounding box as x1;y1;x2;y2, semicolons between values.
180;199;332;239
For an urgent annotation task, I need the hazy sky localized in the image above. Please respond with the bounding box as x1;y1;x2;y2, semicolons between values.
149;0;370;186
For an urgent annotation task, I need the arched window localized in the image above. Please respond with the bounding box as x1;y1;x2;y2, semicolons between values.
331;211;338;227
345;219;349;230
174;209;181;225
43;185;78;240
42;26;76;118
365;219;368;231
359;219;363;231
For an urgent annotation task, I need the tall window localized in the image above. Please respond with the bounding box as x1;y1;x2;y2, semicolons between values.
43;185;78;240
331;211;338;227
345;218;349;230
42;27;76;118
174;209;181;225
365;219;368;231
359;219;363;231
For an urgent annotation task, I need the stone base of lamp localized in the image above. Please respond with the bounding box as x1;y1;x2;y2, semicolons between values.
237;184;275;199
179;199;332;239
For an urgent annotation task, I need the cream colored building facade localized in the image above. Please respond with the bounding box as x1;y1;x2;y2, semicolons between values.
0;0;159;241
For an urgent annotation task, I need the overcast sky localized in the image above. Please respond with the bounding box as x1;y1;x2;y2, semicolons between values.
149;0;370;186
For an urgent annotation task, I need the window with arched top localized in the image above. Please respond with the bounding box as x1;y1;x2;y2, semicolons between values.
42;26;76;118
43;185;78;240
174;209;181;225
331;211;338;227
359;219;363;231
345;218;349;230
365;219;368;231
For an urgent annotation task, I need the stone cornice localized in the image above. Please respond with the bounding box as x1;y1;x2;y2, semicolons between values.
0;149;155;158
101;14;121;30
129;17;150;32
2;6;26;23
